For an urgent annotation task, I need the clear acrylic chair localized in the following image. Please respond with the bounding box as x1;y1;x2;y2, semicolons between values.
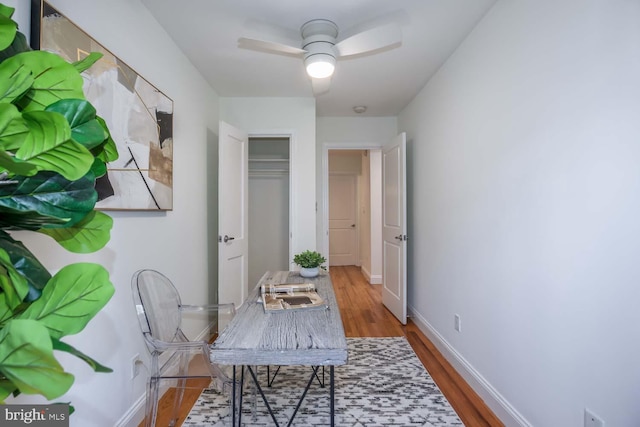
131;269;238;427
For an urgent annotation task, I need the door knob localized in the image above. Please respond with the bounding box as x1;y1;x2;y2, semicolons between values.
394;235;402;240
221;235;235;243
351;224;356;228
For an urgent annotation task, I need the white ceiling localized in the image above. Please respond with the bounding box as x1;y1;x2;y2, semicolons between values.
140;0;496;117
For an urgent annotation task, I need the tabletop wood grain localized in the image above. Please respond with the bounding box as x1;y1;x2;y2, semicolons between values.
211;271;348;366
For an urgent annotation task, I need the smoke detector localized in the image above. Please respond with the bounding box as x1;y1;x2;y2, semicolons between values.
353;106;367;114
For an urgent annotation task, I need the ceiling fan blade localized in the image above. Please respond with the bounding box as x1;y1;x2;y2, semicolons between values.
334;23;402;58
311;77;332;96
238;37;305;57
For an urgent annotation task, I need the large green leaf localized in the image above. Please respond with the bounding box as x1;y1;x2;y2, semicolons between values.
0;103;29;150
0;30;30;64
18;263;114;339
90;157;107;178
0;13;16;51
0;319;74;399
18;110;94;180
0;377;17;403
0;293;12;323
52;338;112;373
12;51;85;112
72;52;102;74
91;116;118;163
0;208;67;230
0;57;33;104
38;210;112;254
0;230;50;301
0;4;15;18
0;150;36;176
46;99;108;150
0;171;97;228
0;247;28;310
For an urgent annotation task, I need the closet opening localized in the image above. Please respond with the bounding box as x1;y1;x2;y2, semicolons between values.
248;137;290;295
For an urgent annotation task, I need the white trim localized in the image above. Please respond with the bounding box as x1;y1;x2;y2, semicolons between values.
407;306;532;427
361;265;372;282
116;327;214;427
114;394;146;427
360;265;382;284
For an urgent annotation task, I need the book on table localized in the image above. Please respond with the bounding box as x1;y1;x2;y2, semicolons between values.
260;283;327;311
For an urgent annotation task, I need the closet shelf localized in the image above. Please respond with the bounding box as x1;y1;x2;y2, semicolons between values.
249;158;289;162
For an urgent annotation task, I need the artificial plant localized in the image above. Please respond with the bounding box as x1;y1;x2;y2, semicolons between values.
293;250;327;269
0;4;117;403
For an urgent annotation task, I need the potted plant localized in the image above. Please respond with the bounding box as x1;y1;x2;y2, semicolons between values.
0;4;117;407
293;250;327;278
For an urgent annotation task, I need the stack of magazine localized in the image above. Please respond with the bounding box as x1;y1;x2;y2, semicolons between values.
260;283;327;311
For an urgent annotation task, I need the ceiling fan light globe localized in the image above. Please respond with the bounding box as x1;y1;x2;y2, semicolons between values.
305;54;335;79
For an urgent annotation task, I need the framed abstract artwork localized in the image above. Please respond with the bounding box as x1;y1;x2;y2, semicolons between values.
32;1;174;210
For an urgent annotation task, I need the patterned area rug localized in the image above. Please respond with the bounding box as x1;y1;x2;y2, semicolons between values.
184;337;463;426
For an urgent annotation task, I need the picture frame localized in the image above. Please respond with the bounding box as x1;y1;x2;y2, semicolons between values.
31;0;174;211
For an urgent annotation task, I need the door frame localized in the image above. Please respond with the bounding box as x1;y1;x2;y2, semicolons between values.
321;143;382;279
248;130;296;270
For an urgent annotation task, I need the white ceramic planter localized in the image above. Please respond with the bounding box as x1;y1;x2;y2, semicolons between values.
299;267;319;278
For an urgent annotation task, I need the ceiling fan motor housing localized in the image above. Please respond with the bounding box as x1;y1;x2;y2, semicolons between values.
301;19;338;62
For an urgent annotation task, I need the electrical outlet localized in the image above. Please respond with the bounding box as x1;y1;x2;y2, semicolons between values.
130;354;142;380
454;314;461;332
584;409;605;427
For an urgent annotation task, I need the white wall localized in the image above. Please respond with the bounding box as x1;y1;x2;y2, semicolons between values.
399;1;640;426
220;97;316;259
6;1;220;426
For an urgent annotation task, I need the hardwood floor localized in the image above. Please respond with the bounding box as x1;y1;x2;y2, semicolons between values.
146;266;503;426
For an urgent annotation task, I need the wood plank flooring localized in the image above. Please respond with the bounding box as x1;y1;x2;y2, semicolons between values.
145;266;503;426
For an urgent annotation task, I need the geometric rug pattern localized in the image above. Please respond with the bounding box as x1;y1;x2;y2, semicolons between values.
184;337;463;426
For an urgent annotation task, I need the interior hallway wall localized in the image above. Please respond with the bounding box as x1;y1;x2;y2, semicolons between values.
5;1;221;426
399;1;640;426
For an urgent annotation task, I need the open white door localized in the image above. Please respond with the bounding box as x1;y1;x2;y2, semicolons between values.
382;133;407;324
218;121;248;308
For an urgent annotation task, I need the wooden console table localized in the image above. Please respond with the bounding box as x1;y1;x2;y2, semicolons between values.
211;270;348;426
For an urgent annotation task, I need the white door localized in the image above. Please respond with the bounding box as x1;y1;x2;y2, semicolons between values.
329;174;358;266
382;133;407;324
218;121;248;308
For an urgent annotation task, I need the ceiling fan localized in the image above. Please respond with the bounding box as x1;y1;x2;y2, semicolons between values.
238;18;402;95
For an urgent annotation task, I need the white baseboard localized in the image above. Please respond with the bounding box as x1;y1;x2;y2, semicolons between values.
360;266;382;285
115;394;145;427
407;306;532;427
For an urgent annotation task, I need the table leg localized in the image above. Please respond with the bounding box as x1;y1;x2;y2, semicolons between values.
287;366;320;427
247;366;280;426
232;365;237;426
330;365;335;427
238;366;245;426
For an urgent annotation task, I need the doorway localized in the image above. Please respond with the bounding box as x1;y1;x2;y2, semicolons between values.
248;137;290;295
325;148;382;283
